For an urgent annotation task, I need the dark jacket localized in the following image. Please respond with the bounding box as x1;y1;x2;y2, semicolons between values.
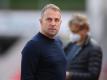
64;37;102;80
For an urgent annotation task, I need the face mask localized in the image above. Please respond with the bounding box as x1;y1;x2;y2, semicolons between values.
69;33;81;43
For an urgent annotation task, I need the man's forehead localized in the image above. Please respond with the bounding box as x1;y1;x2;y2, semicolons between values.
42;9;61;18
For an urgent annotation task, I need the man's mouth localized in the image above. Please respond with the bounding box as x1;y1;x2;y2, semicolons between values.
48;28;56;31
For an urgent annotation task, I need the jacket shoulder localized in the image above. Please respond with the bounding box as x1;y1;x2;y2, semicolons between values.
88;38;102;51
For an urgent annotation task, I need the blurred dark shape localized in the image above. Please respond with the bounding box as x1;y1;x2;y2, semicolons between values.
0;36;19;56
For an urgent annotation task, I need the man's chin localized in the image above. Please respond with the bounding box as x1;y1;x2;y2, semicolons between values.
48;32;57;37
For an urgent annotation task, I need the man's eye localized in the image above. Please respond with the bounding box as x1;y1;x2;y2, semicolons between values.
55;18;60;22
47;18;52;22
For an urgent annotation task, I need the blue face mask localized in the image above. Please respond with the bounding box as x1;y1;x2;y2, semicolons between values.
69;33;81;43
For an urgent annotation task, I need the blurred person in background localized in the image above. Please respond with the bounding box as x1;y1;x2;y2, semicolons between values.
64;14;102;80
21;4;67;80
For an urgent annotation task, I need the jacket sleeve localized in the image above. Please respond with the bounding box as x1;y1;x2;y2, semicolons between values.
21;40;40;80
69;47;102;80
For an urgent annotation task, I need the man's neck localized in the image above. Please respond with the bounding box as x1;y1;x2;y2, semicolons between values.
40;31;55;39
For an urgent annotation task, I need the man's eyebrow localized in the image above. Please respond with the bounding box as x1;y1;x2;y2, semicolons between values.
46;17;52;20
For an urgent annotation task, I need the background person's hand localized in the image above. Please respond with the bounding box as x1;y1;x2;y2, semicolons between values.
66;71;71;80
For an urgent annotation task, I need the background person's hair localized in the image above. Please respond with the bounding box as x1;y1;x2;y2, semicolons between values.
41;4;61;17
69;13;89;30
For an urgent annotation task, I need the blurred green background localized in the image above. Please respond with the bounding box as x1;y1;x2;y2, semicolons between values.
0;0;86;10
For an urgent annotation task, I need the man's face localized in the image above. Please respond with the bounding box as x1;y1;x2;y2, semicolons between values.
40;9;61;38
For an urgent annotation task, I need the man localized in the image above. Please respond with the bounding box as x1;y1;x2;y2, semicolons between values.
21;4;66;80
65;14;102;80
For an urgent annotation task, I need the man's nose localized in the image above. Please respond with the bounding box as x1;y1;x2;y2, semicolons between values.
51;20;56;25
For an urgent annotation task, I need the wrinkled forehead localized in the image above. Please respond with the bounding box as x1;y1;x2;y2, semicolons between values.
41;9;61;19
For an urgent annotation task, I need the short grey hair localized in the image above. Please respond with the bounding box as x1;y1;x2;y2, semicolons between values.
41;4;61;17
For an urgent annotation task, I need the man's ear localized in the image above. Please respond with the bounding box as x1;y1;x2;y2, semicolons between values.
61;20;62;23
39;18;42;24
58;19;62;25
